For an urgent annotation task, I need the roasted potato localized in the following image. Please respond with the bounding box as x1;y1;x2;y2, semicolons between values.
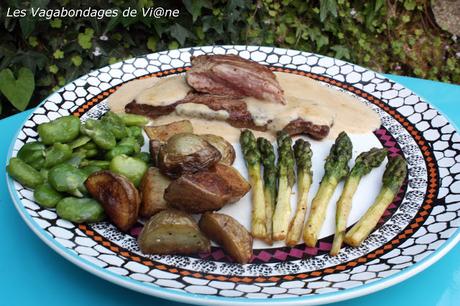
139;167;171;218
164;171;231;213
85;171;140;232
200;134;235;165
138;209;210;255
149;139;162;166
158;133;221;178
212;163;250;203
144;120;193;141
199;212;253;264
164;164;249;213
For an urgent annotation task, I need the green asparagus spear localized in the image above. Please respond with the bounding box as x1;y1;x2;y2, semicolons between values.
344;155;407;247
330;148;388;255
272;131;296;241
286;139;313;246
303;132;352;247
240;130;266;239
257;137;277;243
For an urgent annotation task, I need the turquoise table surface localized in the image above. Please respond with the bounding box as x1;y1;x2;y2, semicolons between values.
1;75;459;306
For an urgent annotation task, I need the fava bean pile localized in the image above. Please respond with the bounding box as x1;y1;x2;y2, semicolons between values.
7;112;150;223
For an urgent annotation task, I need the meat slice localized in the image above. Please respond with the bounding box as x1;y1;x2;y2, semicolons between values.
282;118;331;140
125;93;330;139
186;55;286;104
126;93;262;130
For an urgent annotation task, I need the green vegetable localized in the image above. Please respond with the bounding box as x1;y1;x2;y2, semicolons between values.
100;112;128;139
109;154;148;186
48;163;87;197
17;141;45;170
105;136;141;160
68;135;91;149
80;165;104;176
286;138;313;247
34;183;63;208
37;115;81;145
118;137;141;153
118;113;149;126
105;146;133;160
128;126;144;146
105;137;141;159
133;152;151;164
240;129;266;240
344;155;407;247
65;152;86;167
40;168;49;181
7;157;44;188
257;137;277;243
56;197;105;223
75;142;99;158
272;131;296;241
331;148;387;255
304;132;352;247
44;143;72;168
81;119;116;150
83;160;110;169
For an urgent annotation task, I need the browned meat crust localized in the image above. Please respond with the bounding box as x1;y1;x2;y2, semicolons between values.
282;118;331;140
126;93;329;139
186;54;286;104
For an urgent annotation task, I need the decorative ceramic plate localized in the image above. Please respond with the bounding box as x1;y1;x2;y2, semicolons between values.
7;46;460;305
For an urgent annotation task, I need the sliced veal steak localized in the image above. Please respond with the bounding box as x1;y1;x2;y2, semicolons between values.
125;93;330;139
186;54;286;104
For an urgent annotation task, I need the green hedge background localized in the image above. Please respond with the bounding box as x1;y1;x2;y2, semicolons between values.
0;0;459;119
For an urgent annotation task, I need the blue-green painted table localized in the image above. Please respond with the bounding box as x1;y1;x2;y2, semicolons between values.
1;75;459;306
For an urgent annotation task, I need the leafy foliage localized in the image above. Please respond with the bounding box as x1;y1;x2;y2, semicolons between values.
0;0;459;118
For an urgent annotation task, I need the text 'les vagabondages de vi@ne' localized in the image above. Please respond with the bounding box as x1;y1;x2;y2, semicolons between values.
5;6;180;19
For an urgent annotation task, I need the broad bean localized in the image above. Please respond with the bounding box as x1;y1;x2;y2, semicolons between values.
34;183;63;208
37;116;80;144
56;197;105;223
7;157;44;188
133;152;151;164
48;164;87;197
17;141;46;170
105;145;134;160
128;126;144;146
44;143;72;168
101;112;128;139
118;113;149;126
81;120;116;150
69;135;91;149
109;154;148;186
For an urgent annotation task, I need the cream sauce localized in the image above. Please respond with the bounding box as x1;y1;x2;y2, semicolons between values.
135;76;190;106
107;75;190;112
176;103;229;121
107;72;380;142
108;77;158;113
275;72;380;138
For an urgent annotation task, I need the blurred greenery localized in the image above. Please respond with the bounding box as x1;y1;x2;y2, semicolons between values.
0;0;459;118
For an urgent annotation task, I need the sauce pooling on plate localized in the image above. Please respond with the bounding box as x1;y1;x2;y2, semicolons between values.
108;72;381;142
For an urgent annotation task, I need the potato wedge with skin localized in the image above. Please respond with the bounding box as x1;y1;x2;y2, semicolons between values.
149;139;162;166
200;134;235;165
138;209;210;255
164;171;232;213
85;171;140;232
212;163;250;203
158;133;221;178
199;212;253;264
139;167;171;218
144;120;193;141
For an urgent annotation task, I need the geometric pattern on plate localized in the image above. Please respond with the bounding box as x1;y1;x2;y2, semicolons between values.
10;46;460;301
